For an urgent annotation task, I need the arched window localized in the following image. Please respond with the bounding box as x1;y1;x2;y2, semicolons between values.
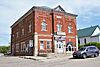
57;23;62;32
68;26;72;33
41;20;47;31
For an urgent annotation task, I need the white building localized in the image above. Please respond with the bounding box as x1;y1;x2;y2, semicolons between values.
78;25;100;45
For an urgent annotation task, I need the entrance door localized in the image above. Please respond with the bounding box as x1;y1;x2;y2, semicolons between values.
66;43;73;53
57;41;64;53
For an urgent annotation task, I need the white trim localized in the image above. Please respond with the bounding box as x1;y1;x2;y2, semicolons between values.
76;35;78;51
91;27;100;36
56;16;62;19
38;34;52;37
39;39;52;41
34;34;38;56
66;36;76;38
41;29;47;31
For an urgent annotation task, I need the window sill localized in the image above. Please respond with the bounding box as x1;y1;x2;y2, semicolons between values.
41;30;47;31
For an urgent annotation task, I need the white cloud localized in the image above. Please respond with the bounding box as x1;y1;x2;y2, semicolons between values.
0;0;100;45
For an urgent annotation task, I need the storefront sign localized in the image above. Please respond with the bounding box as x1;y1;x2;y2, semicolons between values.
54;36;66;41
29;40;33;47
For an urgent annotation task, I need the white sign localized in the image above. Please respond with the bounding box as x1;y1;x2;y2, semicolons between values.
29;40;33;47
57;32;66;35
55;36;66;41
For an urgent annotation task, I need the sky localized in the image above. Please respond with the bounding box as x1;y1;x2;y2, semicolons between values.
0;0;100;46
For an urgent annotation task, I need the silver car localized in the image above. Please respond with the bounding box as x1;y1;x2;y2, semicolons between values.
73;46;99;59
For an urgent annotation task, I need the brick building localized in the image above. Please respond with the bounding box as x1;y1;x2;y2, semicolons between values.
11;5;78;56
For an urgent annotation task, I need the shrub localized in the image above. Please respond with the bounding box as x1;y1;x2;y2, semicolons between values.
79;42;100;50
0;46;10;54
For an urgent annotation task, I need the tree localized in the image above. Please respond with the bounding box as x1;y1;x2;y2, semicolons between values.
0;46;10;54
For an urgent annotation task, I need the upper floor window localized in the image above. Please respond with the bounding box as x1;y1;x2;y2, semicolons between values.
57;23;62;32
22;28;24;35
12;34;14;38
68;25;72;33
41;20;47;31
16;32;19;38
28;24;32;32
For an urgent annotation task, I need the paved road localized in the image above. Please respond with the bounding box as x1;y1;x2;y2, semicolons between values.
0;56;100;67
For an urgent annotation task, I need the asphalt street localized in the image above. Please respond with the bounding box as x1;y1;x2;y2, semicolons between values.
0;55;100;67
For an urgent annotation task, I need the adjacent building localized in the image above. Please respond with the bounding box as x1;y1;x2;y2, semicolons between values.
11;5;78;56
78;25;100;45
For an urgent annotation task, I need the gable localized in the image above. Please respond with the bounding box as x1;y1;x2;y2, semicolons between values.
78;25;99;38
92;27;100;36
54;5;65;12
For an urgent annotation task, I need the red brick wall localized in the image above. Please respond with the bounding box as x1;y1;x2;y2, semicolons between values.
65;15;77;47
34;10;52;34
11;11;35;55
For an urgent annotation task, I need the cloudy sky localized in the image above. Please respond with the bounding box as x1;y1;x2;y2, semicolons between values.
0;0;100;46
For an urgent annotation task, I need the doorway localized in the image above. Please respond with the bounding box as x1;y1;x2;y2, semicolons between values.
57;41;64;53
66;42;73;53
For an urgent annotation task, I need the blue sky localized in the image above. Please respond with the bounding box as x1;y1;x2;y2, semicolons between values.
0;0;100;46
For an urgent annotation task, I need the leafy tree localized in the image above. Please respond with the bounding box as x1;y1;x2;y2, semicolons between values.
0;46;10;54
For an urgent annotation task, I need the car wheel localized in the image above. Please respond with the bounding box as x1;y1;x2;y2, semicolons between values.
82;54;87;59
95;53;99;57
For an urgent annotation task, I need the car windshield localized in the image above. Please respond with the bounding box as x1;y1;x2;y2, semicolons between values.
79;47;86;51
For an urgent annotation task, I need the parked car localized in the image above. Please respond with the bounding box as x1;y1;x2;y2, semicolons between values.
73;46;99;59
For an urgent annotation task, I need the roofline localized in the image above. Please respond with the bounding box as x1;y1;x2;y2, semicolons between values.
10;6;35;28
11;5;78;28
78;25;99;31
65;12;78;17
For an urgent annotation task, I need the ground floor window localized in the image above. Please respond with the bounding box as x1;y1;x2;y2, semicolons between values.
21;42;26;52
46;41;51;49
40;41;44;49
16;43;19;52
57;41;63;48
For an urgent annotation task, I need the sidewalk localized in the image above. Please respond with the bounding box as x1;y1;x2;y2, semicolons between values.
19;55;72;62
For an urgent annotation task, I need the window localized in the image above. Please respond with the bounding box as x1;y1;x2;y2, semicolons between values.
29;24;32;32
16;43;19;52
12;34;14;38
57;23;62;32
16;32;19;38
40;41;44;49
22;28;24;35
46;41;51;49
41;20;47;31
21;42;26;52
78;39;80;44
57;41;63;48
84;38;86;44
68;26;72;33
